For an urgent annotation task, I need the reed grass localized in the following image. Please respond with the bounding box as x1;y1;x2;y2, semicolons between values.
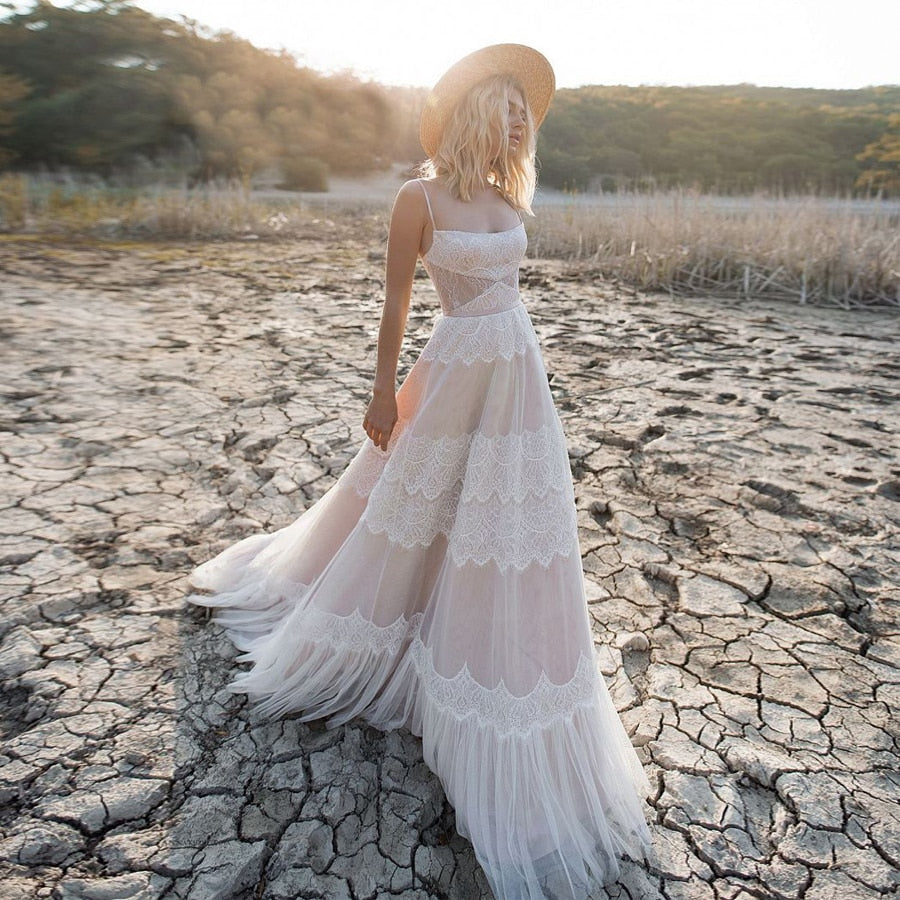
2;174;897;308
0;174;339;240
528;191;900;309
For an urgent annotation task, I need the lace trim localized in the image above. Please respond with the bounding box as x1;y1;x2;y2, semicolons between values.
421;305;540;365
301;606;421;655
280;607;604;736
423;226;526;274
341;424;571;507
449;491;578;569
377;425;570;504
362;485;578;571
411;639;601;735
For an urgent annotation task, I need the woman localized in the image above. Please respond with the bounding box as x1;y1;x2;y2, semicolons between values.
189;44;651;899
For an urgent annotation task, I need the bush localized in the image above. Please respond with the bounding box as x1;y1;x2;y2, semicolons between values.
0;172;27;229
278;155;328;192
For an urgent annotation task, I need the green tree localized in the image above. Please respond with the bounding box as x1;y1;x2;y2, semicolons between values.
0;69;30;167
537;83;898;194
0;1;406;182
856;114;900;195
0;0;193;170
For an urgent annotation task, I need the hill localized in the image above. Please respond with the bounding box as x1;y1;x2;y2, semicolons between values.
1;2;897;194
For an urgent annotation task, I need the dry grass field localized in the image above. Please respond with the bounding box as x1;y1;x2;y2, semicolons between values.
1;172;898;310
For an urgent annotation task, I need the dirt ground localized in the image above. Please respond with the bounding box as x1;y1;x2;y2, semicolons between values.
1;233;898;899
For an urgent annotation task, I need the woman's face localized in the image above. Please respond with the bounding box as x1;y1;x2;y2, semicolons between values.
489;86;527;160
506;87;527;154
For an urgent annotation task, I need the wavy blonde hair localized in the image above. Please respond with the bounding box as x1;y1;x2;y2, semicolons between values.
422;74;537;214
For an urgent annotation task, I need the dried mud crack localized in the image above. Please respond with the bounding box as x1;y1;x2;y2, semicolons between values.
0;236;898;900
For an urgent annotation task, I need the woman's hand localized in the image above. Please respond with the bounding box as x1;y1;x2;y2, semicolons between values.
363;389;398;451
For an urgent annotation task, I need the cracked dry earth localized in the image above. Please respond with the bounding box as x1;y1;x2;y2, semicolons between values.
0;231;898;900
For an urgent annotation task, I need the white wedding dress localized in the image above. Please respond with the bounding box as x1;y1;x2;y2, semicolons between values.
189;180;651;898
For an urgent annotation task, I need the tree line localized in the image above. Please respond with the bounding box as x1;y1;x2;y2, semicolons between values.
0;0;419;188
1;1;897;195
540;84;899;195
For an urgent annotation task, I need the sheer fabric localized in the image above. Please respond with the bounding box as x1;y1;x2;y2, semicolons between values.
189;183;651;898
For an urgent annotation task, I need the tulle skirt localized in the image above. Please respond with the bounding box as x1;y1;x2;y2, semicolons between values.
189;303;651;898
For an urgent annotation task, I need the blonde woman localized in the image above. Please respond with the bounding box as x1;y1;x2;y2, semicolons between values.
190;44;650;898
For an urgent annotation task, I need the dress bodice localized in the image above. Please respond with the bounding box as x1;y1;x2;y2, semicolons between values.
421;224;527;318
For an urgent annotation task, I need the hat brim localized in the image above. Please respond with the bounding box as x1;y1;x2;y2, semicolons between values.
419;43;556;159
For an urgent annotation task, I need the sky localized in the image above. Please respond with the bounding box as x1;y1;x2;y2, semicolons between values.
45;0;900;90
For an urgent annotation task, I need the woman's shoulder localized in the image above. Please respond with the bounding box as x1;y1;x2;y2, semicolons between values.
391;179;433;228
396;177;450;212
395;178;429;205
397;176;443;196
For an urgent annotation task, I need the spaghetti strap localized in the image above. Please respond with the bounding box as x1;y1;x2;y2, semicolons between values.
417;179;436;229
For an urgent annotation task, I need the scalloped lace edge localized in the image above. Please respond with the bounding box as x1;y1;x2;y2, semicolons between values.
378;424;572;504
362;487;579;571
343;423;571;503
421;305;539;365
411;638;601;736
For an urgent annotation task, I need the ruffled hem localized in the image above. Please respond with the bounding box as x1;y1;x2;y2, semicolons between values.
411;665;651;899
377;632;652;899
187;586;651;897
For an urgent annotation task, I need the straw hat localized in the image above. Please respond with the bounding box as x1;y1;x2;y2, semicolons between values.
419;43;556;158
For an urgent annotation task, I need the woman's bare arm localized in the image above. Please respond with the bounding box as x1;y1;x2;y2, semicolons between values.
362;182;427;450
